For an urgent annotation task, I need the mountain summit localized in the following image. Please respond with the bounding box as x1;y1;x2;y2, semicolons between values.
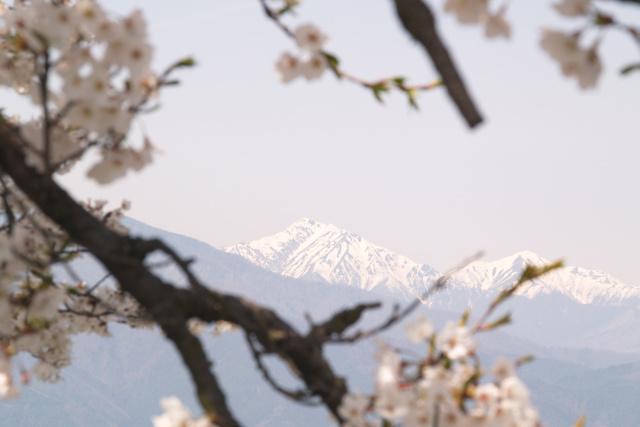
223;218;439;299
224;219;639;306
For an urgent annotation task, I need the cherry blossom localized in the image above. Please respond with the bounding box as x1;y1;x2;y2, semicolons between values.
152;396;216;427
294;24;328;52
444;0;488;24
540;29;603;89
339;312;539;427
301;52;328;81
275;52;302;83
554;0;592;17
482;13;511;39
436;321;476;360
405;313;433;343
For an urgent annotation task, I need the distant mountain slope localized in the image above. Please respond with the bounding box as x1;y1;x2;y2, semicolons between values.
225;219;640;307
7;218;638;426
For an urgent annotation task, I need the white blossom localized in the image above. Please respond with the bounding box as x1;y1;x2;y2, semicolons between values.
31;361;61;383
405;314;433;343
540;29;581;64
562;47;602;89
436;321;476;360
29;287;66;320
554;0;591;17
0;372;20;400
482;13;511;39
540;29;602;89
152;396;215;427
491;356;516;383
86;145;153;185
444;0;488;24
20;120;80;173
338;393;369;425
294;24;328;52
402;403;433;427
275;52;302;83
301;52;328;81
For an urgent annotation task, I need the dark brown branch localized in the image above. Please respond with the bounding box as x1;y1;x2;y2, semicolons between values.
393;0;483;128
245;332;318;405
184;286;348;421
0;118;240;427
0;117;353;425
308;302;381;342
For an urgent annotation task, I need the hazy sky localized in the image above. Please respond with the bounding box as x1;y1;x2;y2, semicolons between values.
48;0;639;285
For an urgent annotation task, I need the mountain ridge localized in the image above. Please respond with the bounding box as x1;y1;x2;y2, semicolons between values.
224;218;639;306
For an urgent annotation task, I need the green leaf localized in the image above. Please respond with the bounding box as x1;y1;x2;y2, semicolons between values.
161;79;181;86
516;355;535;366
392;77;406;87
620;63;640;75
459;308;471;326
277;3;298;16
486;313;511;330
165;57;197;75
407;89;419;110
322;52;341;80
174;57;196;68
572;416;587;427
371;84;389;103
518;260;564;285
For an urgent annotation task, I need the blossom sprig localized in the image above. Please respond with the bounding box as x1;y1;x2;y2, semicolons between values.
0;178;153;397
0;0;192;185
336;260;567;426
338;313;540;427
444;0;512;39
260;0;441;110
152;396;217;427
541;0;640;88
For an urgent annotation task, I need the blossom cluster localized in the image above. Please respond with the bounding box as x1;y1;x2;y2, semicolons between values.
338;314;539;427
442;0;610;89
0;0;189;402
444;0;511;39
539;0;604;90
0;179;150;398
0;0;161;184
275;24;329;83
152;396;216;427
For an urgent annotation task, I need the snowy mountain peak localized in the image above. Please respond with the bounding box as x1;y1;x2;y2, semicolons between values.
224;220;639;307
452;251;639;305
223;219;439;299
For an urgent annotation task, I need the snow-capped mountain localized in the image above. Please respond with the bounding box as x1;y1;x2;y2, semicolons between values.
451;251;640;305
224;219;640;306
223;218;439;299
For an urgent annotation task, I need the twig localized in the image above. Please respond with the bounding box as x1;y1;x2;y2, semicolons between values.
259;0;441;107
245;332;319;405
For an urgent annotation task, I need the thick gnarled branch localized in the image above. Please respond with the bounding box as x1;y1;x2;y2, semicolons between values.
0;117;352;425
0;118;240;427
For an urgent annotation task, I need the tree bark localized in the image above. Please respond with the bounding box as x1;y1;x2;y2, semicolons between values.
393;0;484;128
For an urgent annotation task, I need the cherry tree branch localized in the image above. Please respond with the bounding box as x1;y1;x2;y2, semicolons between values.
259;0;441;108
393;0;484;128
0;118;240;427
0;117;355;425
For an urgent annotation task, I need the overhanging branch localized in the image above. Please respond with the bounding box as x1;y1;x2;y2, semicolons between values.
393;0;484;128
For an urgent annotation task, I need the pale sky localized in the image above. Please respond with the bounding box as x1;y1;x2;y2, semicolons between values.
47;0;640;285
